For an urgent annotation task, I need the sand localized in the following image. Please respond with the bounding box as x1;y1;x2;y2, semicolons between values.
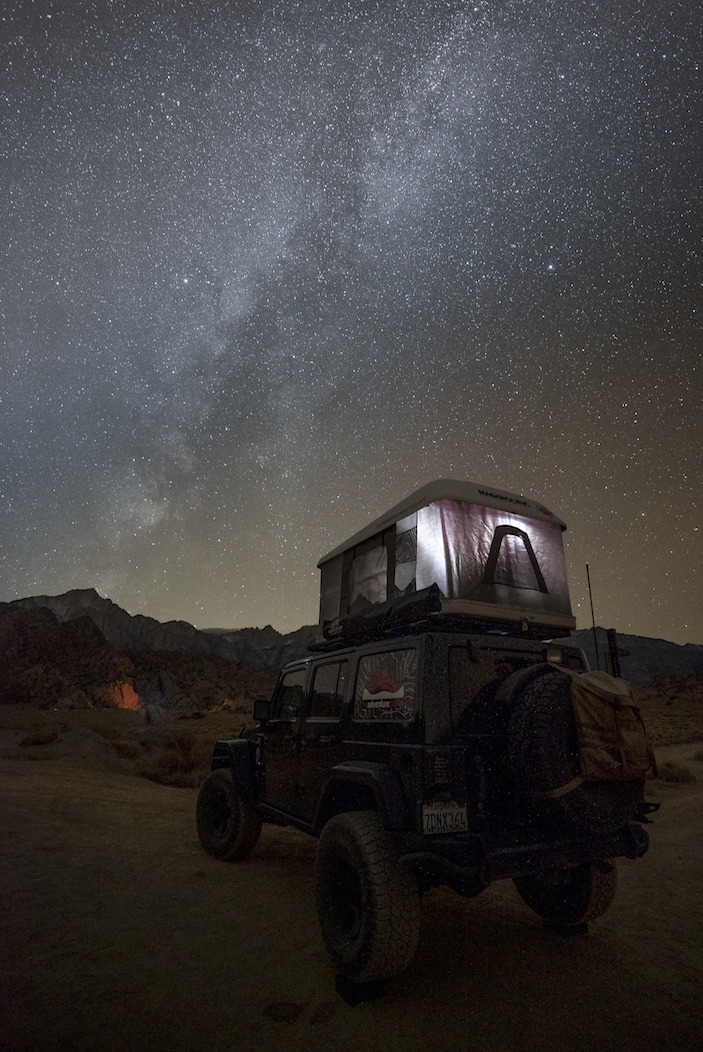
1;729;702;1051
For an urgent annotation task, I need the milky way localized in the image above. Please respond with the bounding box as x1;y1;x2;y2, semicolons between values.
1;0;701;642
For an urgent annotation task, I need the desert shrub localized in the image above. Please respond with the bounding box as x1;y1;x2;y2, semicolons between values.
19;727;59;747
111;738;141;760
657;760;696;783
136;730;211;787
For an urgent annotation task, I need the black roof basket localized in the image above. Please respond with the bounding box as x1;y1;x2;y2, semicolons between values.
307;581;570;653
309;584;443;651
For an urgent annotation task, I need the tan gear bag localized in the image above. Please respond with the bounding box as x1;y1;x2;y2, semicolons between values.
565;669;655;781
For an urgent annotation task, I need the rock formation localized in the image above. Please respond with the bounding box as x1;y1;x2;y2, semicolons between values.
0;600;278;711
2;590;701;711
2;589;317;668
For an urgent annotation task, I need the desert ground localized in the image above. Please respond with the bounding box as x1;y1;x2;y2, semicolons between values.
1;694;702;1052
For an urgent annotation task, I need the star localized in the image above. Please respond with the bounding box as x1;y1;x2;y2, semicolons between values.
0;0;700;644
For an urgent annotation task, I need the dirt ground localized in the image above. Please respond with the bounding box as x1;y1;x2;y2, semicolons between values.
1;713;702;1051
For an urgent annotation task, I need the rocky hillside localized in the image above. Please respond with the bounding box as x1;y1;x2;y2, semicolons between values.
2;590;702;712
3;589;317;668
0;602;278;711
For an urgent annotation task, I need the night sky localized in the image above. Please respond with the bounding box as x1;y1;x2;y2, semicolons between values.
2;1;701;644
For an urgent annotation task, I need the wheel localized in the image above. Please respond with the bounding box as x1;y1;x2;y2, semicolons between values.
508;669;644;834
514;861;617;927
315;811;420;982
196;769;262;860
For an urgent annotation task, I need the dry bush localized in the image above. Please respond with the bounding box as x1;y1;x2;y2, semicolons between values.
19;727;59;747
111;739;141;760
657;760;696;783
104;709;250;786
1;703;252;786
135;729;213;787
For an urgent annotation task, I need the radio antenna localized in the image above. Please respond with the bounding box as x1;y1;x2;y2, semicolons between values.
586;562;600;670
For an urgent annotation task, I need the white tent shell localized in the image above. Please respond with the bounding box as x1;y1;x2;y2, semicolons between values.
317;479;575;635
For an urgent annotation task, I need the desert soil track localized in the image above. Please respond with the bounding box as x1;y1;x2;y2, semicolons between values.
1;744;702;1052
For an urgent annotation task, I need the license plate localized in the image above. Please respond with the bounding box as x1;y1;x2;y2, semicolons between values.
422;802;468;835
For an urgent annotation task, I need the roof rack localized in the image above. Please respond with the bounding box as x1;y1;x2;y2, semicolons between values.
307;584;571;652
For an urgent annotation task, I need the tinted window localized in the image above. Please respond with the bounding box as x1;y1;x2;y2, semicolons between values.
271;668;306;719
309;661;347;718
353;649;417;721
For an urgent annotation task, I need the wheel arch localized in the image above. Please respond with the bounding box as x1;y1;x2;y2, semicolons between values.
313;762;411;834
210;738;258;801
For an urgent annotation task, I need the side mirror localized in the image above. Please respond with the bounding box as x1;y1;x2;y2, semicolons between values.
253;699;271;724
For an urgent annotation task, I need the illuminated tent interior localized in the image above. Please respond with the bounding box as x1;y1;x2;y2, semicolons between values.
318;480;576;635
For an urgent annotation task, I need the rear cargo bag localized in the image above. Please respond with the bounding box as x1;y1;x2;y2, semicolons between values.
568;671;654;782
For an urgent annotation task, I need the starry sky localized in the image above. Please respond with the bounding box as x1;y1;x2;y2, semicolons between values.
1;0;701;644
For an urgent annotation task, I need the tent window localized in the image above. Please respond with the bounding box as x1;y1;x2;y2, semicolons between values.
349;543;387;611
485;526;548;593
395;525;417;595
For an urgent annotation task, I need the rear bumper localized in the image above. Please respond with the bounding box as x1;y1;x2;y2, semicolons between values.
394;821;649;896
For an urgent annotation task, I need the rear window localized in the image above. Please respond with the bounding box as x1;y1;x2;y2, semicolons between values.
353;649;417;721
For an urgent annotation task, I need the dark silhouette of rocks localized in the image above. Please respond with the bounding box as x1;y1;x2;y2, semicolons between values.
3;589;318;668
2;590;701;712
0;605;134;708
0;597;280;711
556;627;703;684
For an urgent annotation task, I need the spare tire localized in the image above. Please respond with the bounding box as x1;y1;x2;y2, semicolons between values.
507;667;644;835
514;861;617;927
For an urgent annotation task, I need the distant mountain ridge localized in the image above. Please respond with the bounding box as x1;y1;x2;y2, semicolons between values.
2;590;702;686
555;628;703;684
2;589;317;669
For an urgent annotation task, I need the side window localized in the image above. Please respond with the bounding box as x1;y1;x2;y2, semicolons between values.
271;667;306;720
353;649;417;721
308;661;347;719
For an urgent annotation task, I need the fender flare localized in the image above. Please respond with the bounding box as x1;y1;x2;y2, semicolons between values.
210;738;258;801
314;761;411;833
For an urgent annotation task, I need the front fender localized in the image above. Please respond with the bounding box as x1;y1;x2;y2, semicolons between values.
210;739;258;801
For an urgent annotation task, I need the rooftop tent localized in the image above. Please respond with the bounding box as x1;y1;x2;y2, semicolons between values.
317;480;576;635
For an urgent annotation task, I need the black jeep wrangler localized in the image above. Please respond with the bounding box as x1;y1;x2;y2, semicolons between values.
196;482;653;982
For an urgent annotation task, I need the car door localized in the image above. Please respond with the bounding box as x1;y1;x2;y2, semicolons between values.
260;665;307;813
296;659;348;819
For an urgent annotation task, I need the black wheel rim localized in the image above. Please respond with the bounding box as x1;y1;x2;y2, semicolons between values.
209;786;234;840
329;856;364;941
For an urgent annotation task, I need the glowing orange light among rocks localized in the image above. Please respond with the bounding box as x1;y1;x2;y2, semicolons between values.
101;681;141;710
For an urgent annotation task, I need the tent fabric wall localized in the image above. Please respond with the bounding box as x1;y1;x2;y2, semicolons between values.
415;501;571;616
319;496;572;626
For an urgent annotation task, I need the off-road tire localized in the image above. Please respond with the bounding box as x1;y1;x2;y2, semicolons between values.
315;811;420;982
196;769;262;860
514;861;617;927
508;669;643;834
